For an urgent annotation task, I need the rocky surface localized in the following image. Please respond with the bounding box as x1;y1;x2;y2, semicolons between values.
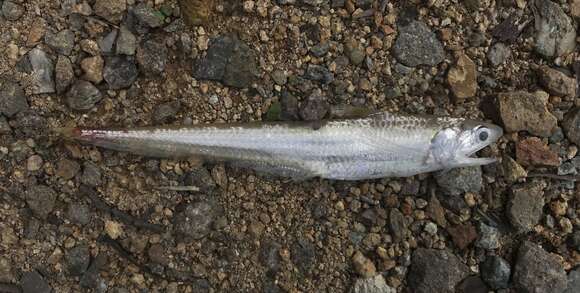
407;248;470;293
497;91;557;137
508;181;546;233
513;241;568;293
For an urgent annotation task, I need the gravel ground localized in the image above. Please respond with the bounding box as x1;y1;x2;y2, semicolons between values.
0;0;579;292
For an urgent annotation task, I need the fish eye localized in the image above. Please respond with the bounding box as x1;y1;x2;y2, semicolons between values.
478;129;489;141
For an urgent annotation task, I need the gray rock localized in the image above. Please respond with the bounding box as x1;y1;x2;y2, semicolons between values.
174;201;217;240
79;253;107;290
100;30;118;55
103;56;138;89
280;91;299;120
476;222;500;250
55;56;74;94
66;245;91;276
487;43;511;66
28;48;55;94
299;93;329;121
498;91;557;137
558;162;577;176
304;64;333;84
194;36;259;88
513;241;567;293
435;166;482;196
271;69;287;85
136;39;167;76
259;240;282;273
480;256;511;289
25;185;56;219
81;162;102;186
67;202;91;226
133;3;164;28
152;100;180;123
351;275;396;293
408;248;470;293
538;66;577;97
291;237;316;274
45;30;75;56
389;208;407;241
456;276;489;293
310;42;330;57
116;26;136;55
0;79;27;117
508;181;546;233
393;20;445;67
302;0;325;6
532;0;576;58
570;230;580;250
345;39;365;65
564;267;580;293
66;80;102;111
563;108;580;145
2;1;24;21
21;270;52;293
94;0;126;24
331;0;345;8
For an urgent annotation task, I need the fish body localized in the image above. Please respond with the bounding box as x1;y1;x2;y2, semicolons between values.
63;112;503;180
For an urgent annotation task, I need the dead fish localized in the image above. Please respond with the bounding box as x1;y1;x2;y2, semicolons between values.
60;112;503;180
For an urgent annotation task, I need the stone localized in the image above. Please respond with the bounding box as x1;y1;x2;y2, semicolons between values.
532;0;576;58
103;56;138;89
513;241;567;293
45;30;75;56
25;185;56;219
0;256;13;282
427;194;447;227
194;36;259;88
516;137;560;167
407;248;470;293
148;244;168;265
28;48;55;94
94;0;126;23
271;69;287;85
572;0;580;19
508;181;546;233
100;30;118;55
55;56;74;94
498;91;557;137
80;39;100;56
67;80;102;111
304;64;333;84
351;275;396;293
174;201;217;240
2;1;24;21
105;220;123;239
475;222;500;250
447;223;477;250
26;18;46;47
57;159;80;180
393;20;445;67
133;3;164;28
435;166;482;196
502;155;527;183
152;101;180;123
563;108;580;145
345;39;365;65
352;251;376;278
0;79;27;117
291;238;316;274
456;276;489;293
480;256;511;289
116;26;136;55
81;56;104;84
280;91;299;120
259;241;282;273
67;203;91;226
136;39;167;76
447;53;477;99
66;245;91;276
299;93;329;121
27;155;43;171
389;208;407;241
538;66;577;97
21;271;52;293
81;162;102;187
564;267;580;293
310;42;330;57
487;42;511;66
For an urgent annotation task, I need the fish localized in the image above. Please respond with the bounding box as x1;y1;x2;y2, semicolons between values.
60;111;503;180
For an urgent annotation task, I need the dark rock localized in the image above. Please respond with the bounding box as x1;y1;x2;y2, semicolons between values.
56;159;81;180
508;181;546;233
532;0;576;58
174;201;217;240
28;48;55;94
94;0;126;24
148;244;168;265
280;91;299;121
569;230;580;250
480;256;511;290
100;30;118;55
456;276;489;293
271;69;287;85
351;275;396;293
45;29;75;56
259;240;281;273
136;39;167;76
66;245;91;276
66;80;102;111
513;241;567;293
299;93;329;121
0;79;27;117
310;42;329;57
538;66;577;97
67;202;91;226
21;270;52;293
182;168;216;192
116;26;137;55
407;248;470;293
558;161;577;175
393;20;444;67
300;23;321;43
80;253;107;290
498;91;557;137
2;1;24;21
487;43;511;66
304;64;333;84
435;166;482;196
447;223;477;250
12;110;46;137
291;237;316;274
153;101;180;123
0;116;11;134
389;208;407;241
25;185;56;219
81;162;102;187
331;0;345;8
564;267;580;293
492;14;522;43
516;137;560;167
103;56;138;89
475;222;500;250
132;3;164;28
55;56;74;94
563;108;580;145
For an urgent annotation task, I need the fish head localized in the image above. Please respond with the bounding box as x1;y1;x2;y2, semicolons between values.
430;119;503;168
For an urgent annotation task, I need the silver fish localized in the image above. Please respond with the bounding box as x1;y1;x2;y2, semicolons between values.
62;112;503;180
